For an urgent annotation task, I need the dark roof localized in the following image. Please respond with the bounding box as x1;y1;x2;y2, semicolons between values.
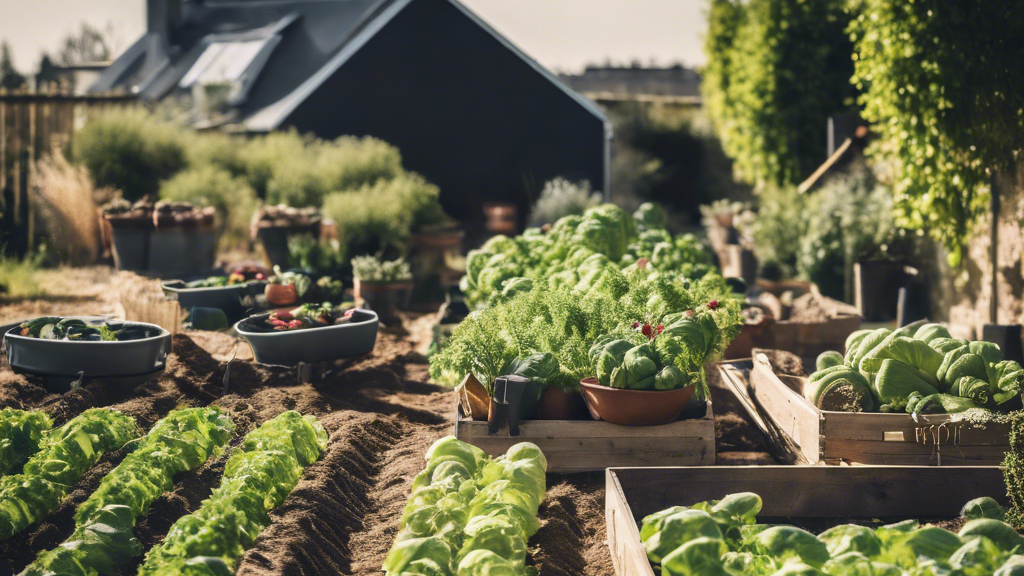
92;0;603;129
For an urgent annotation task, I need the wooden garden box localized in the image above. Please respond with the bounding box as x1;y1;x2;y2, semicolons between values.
718;355;1011;465
453;402;715;473
606;465;1007;576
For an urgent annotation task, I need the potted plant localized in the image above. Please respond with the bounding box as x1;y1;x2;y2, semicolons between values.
251;205;322;268
148;200;219;275
102;197;154;271
264;266;311;307
351;255;414;318
579;303;727;426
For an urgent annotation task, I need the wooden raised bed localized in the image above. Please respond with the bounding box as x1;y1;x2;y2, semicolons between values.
718;355;1011;465
453;401;715;473
606;465;1007;576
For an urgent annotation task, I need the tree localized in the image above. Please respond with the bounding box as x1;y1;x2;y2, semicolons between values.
0;42;26;90
701;0;856;188
56;22;121;66
850;0;1024;265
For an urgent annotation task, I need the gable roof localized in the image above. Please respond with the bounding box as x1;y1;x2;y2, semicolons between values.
93;0;605;129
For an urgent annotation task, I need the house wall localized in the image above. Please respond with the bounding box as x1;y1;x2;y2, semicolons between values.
281;0;607;243
939;166;1024;353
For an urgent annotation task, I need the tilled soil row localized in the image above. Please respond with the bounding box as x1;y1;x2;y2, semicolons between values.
0;323;624;575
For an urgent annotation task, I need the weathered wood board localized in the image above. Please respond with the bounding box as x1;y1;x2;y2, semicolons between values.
718;355;1010;465
454;401;715;473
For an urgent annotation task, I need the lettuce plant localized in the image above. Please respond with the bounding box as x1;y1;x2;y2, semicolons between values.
0;408;52;477
0;408;136;541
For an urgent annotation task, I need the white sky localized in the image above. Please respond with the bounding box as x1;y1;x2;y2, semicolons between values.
1;0;707;74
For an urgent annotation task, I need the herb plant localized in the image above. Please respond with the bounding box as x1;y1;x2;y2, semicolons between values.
352;255;413;283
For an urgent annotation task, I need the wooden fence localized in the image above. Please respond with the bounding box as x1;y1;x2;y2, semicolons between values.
0;88;136;255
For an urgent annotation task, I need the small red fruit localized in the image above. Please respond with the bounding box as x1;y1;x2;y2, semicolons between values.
641;324;653;337
657;325;664;334
708;300;719;310
637;258;649;269
631;321;640;329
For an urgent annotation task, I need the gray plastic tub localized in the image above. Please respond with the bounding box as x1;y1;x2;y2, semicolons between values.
162;280;266;321
3;318;172;388
234;309;379;366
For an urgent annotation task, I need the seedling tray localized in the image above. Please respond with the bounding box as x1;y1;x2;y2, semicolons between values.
454;400;715;473
717;355;1010;465
605;465;1007;576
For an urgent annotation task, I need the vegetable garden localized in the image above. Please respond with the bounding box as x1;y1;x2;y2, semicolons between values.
2;1;1024;574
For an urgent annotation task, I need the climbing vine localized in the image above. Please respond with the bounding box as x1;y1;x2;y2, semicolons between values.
850;0;1024;265
702;0;855;188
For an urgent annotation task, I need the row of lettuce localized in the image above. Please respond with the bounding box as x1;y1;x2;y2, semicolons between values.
0;406;327;576
383;437;547;576
807;321;1023;416
641;492;1024;575
431;204;743;398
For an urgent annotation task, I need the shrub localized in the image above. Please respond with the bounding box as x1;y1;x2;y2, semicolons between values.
322;173;443;256
795;163;903;301
158;164;259;247
71;108;188;201
351;255;412;283
749;185;808;280
259;132;403;207
528;178;602;227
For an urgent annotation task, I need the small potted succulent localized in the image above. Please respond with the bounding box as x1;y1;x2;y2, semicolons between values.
251;205;322;268
351;255;414;318
264;266;311;307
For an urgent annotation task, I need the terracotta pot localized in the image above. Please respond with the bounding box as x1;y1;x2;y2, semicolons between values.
535;386;589;420
482;203;517;234
265;283;298;306
353;279;413;318
578;378;695;426
412;229;464;250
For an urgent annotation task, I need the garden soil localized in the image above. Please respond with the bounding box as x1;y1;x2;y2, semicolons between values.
0;269;769;575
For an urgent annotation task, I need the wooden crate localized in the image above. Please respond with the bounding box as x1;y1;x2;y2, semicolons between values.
717;355;1010;465
453;401;715;473
606;465;1007;576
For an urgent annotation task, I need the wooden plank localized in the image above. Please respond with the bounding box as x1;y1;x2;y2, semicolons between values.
611;465;1006;521
822;411;1010;444
750;353;822;464
455;402;715;472
606;469;657;576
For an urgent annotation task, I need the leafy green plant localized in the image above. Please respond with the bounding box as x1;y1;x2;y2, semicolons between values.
527;178;602;227
0;408;52;477
0;408;137;541
850;0;1024;265
71;108;188;202
382;436;546;575
641;492;1024;575
807;322;1023;415
268;265;312;297
1005;412;1024;528
351;255;413;283
287;235;345;273
323;174;447;256
747;185;807;280
702;0;855;187
138;411;327;576
0;252;44;299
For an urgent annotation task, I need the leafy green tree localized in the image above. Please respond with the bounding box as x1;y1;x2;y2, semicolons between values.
702;0;855;188
850;0;1024;265
0;42;26;90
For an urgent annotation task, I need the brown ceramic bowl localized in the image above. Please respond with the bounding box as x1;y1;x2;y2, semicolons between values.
265;283;298;306
579;378;696;426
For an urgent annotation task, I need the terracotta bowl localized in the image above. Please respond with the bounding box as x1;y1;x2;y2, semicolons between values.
579;378;696;426
265;283;298;306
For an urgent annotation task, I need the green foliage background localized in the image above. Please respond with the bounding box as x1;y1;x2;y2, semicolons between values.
850;0;1024;265
702;0;855;188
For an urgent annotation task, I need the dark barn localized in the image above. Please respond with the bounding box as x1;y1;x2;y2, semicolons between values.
94;0;610;236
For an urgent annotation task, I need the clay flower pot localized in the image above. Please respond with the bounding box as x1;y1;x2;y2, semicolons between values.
578;378;695;426
535;386;589;420
265;283;298;306
353;279;413;318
